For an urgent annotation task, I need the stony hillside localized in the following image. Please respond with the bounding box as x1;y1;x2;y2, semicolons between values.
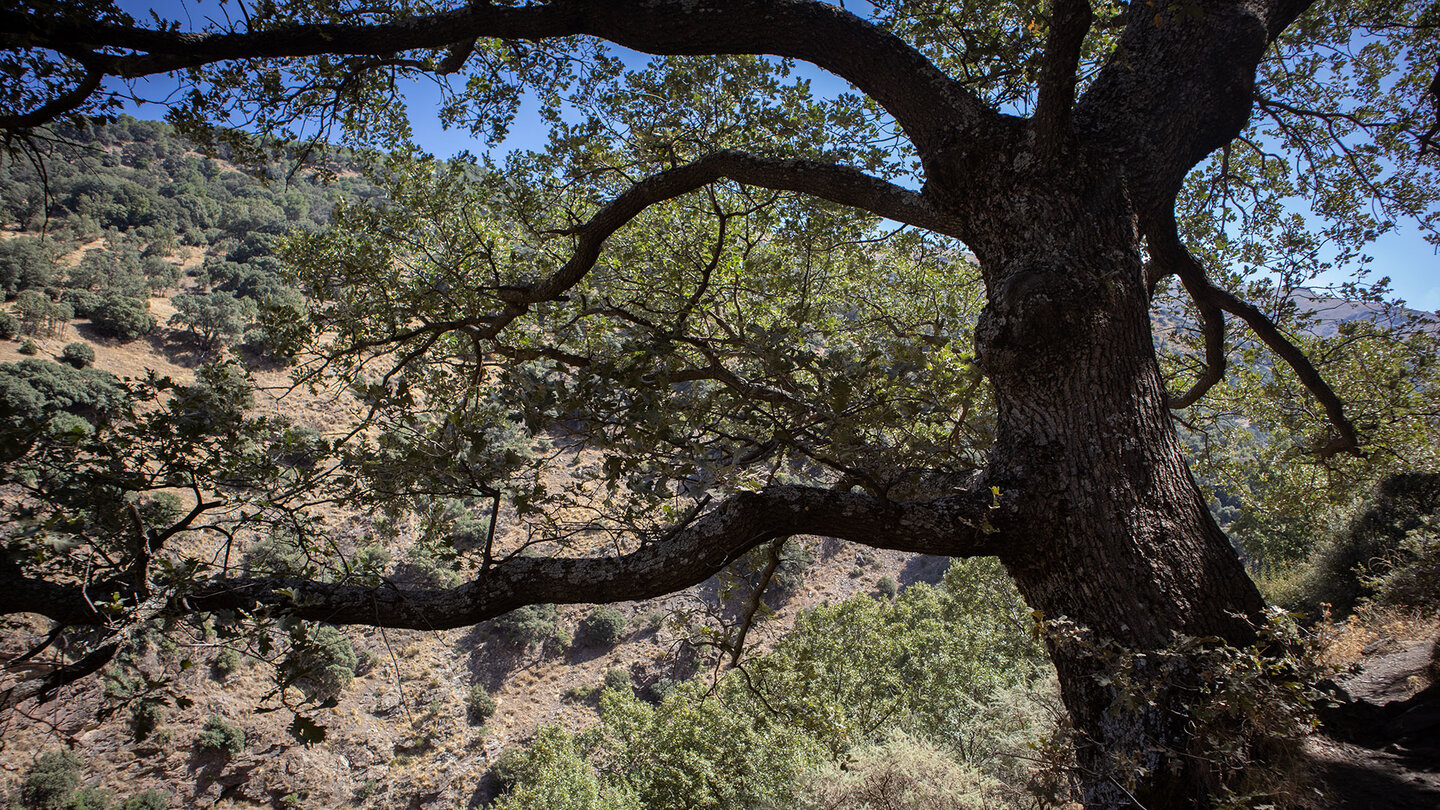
0;274;946;807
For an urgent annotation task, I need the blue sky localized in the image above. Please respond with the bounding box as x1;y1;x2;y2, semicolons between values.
109;0;1437;311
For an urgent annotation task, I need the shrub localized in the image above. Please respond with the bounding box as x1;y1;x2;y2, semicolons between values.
642;678;675;705
195;715;245;756
281;623;357;701
120;791;169;810
489;746;530;794
577;606;627;648
88;294;154;341
59;342;94;368
639;609;667;634
348;543;392;583
795;732;999;810
168;291;257;352
269;424;326;468
20;749;82;810
64;788;112;810
876;576;899;598
1365;515;1440;609
212;647;243;679
773;541;815;594
492;604;560;647
0;310;18;339
18;338;38;355
489;725;640;810
467;685;497;725
241;528;311;577
59;288;102;318
0;359;125;459
402;539;463;588
602;668;633;694
740;540;815;600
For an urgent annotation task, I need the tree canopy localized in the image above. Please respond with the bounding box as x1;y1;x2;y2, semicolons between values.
3;1;1440;807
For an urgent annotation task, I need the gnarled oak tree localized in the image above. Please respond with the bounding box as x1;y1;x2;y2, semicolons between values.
3;1;1438;807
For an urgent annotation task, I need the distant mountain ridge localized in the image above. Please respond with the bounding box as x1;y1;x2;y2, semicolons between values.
1290;286;1440;337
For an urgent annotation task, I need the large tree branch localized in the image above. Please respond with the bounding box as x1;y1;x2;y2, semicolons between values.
1075;1;1273;216
331;150;952;364
1145;211;1360;456
3;0;993;155
0;68;103;131
1032;0;1093;161
473;150;954;341
1264;0;1320;39
0;486;1003;632
1145;213;1230;409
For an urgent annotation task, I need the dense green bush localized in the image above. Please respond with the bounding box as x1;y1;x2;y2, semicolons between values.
69;244;148;298
119;791;169;810
20;749;82;810
641;678;675;705
88;294;154;341
577;607;627;648
269;424;326;468
602;668;634;694
14;290;70;336
60;288;102;318
489;726;639;810
402;538;463;589
0;359;125;458
494;559;1055;810
489;745;531;793
195;715;245;756
0;310;18;339
492;603;561;647
773;541;815;594
1366;521;1440;609
467;685;497;725
876;576;899;598
17;338;38;354
59;342;94;368
63;788;112;810
796;732;999;810
212;647;243;679
281;623;357;701
737;540;815;602
136;492;185;530
241;528;312;577
243;287;310;362
169;291;257;352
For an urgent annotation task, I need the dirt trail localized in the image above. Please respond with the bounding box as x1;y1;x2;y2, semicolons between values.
1313;634;1440;809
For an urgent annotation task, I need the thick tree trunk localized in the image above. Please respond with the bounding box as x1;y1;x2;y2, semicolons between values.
969;177;1267;809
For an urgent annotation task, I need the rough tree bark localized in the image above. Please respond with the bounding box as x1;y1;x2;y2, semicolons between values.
968;174;1269;807
0;1;1371;807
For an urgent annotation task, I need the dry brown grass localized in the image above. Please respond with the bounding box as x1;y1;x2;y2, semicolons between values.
1316;603;1440;669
